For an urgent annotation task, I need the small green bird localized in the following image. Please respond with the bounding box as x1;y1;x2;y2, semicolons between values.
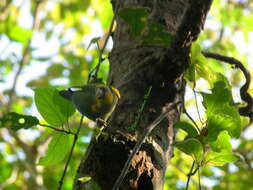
59;83;120;122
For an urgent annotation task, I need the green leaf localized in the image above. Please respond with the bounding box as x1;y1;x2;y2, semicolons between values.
209;131;232;152
174;138;203;162
185;59;196;85
34;88;75;126
174;121;199;138
202;81;233;115
142;22;172;47
8;25;32;44
118;8;149;36
205;151;240;166
207;104;241;141
201;81;241;141
38;132;72;166
0;112;39;131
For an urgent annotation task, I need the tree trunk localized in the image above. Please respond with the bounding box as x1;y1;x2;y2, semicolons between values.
74;0;213;189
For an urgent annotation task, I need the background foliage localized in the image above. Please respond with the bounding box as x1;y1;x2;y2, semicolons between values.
0;0;252;190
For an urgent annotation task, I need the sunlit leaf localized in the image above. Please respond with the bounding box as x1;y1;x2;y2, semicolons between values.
38;132;72;166
8;25;32;44
202;81;241;141
205;151;240;166
207;104;241;141
209;131;232;152
202;81;234;115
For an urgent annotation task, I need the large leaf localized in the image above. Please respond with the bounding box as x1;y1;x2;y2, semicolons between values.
34;88;75;126
205;151;240;166
174;121;199;138
0;112;39;131
118;8;149;36
201;81;241;141
207;104;241;141
174;138;203;162
202;81;234;115
38;132;72;166
209;131;232;152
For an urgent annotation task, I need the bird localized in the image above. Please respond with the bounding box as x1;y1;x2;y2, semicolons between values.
59;83;120;122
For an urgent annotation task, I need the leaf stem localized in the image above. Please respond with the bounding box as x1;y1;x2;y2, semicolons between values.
193;88;203;125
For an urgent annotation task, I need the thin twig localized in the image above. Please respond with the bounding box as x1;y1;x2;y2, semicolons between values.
186;161;195;190
58;116;84;190
112;102;181;190
94;15;115;78
183;108;201;133
39;123;75;135
186;161;199;190
193;88;203;125
88;16;115;83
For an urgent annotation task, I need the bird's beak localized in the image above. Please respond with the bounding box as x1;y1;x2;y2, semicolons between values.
111;87;121;99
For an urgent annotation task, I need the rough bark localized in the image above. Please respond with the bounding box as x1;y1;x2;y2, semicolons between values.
74;0;213;189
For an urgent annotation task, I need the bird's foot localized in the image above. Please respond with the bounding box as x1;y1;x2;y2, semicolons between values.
94;118;109;141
